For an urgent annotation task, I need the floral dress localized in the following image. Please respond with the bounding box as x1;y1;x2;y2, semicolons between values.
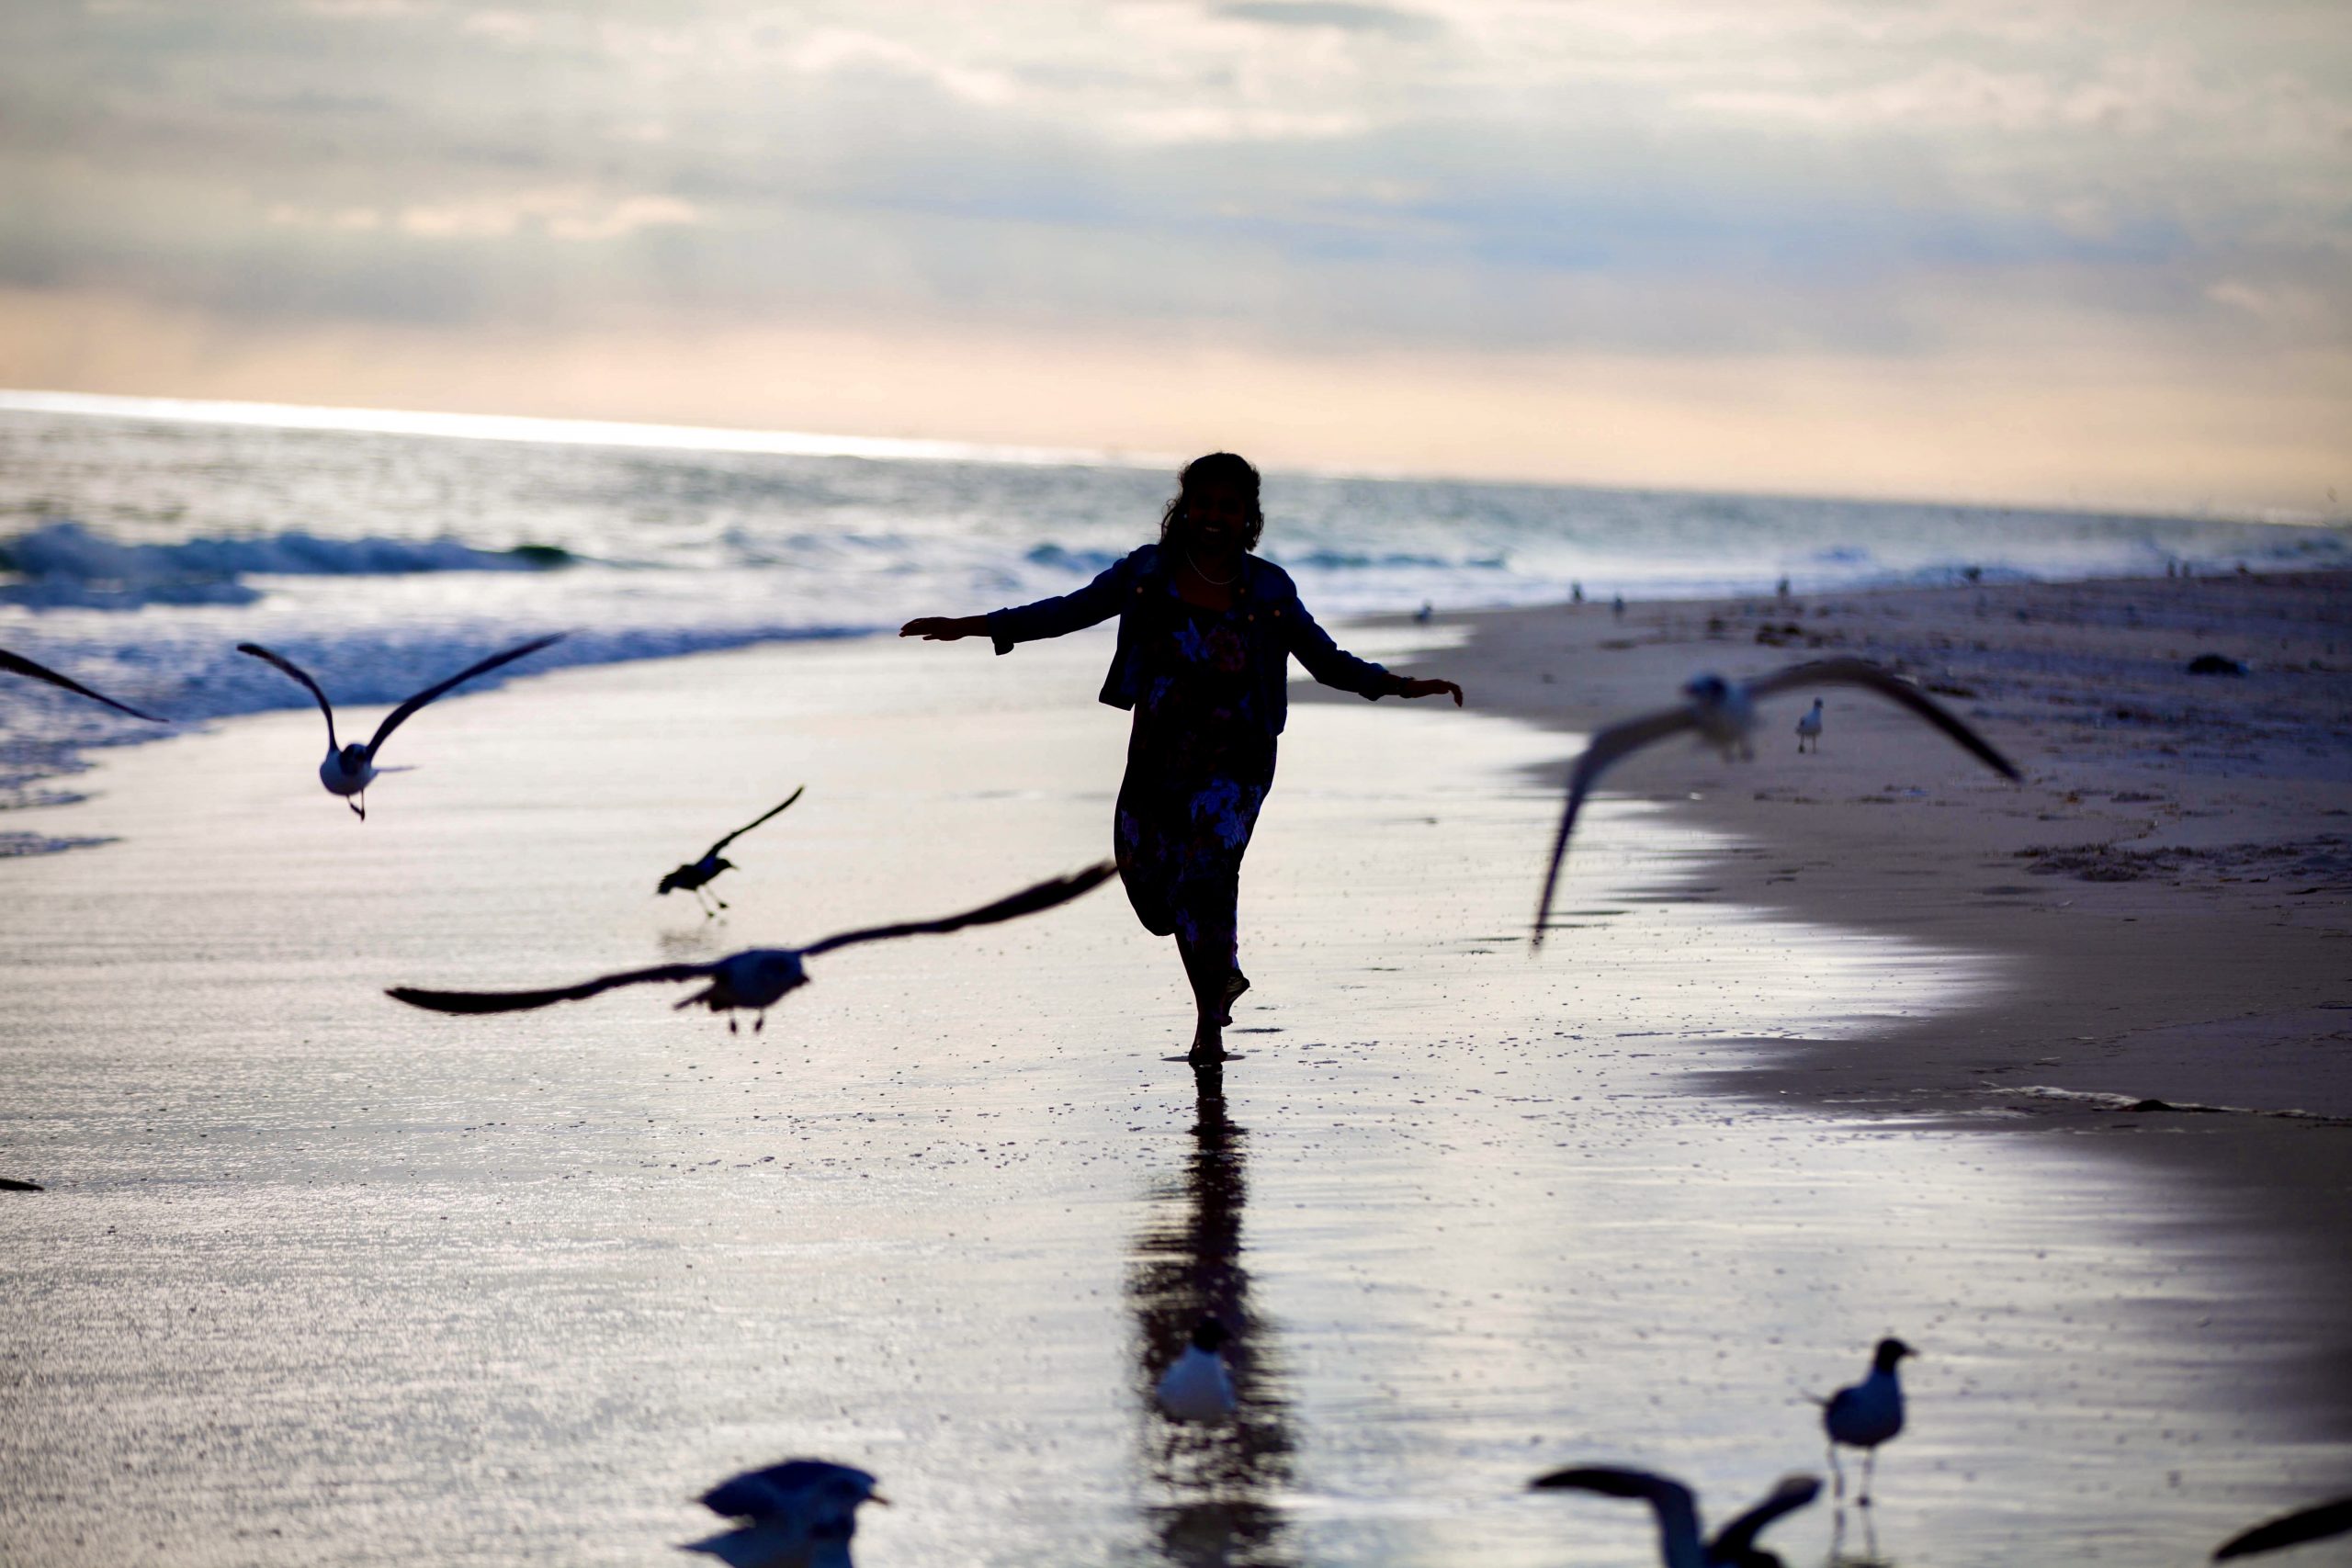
1114;583;1276;985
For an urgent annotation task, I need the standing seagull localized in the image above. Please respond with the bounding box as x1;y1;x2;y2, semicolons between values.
1531;1465;1822;1568
1155;1316;1238;1424
237;634;562;818
1532;659;2018;945
1815;1337;1913;1506
2;646;165;722
2213;1495;2352;1561
390;861;1115;1032
659;787;807;915
683;1459;886;1568
1794;699;1824;753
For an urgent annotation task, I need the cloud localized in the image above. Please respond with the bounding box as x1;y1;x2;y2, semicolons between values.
1210;3;1440;38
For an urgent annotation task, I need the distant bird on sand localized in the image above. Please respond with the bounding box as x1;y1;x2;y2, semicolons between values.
1532;659;2018;945
1531;1465;1822;1568
660;787;806;915
683;1459;886;1568
391;861;1115;1032
2;646;165;722
1794;699;1824;753
1156;1316;1238;1423
1815;1337;1913;1506
238;634;563;818
2213;1495;2352;1561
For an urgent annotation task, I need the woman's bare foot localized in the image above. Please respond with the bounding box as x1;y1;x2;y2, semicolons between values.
1219;969;1250;1028
1188;1014;1225;1065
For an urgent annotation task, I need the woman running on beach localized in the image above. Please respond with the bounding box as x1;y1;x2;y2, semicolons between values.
900;452;1464;1063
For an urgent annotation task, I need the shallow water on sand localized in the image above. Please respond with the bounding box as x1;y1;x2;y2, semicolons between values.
2;631;2343;1566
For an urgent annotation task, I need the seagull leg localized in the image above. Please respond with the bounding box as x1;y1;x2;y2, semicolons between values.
349;794;366;819
728;1016;739;1035
1828;1441;1845;1499
1859;1448;1876;1507
752;1012;764;1033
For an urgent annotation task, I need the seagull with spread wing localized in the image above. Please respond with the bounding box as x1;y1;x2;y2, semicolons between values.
682;1458;886;1568
2;646;166;722
1532;658;2018;945
390;861;1115;1032
237;634;563;818
1531;1465;1822;1568
659;787;806;915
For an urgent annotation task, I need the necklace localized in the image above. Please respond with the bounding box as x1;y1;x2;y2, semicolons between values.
1183;547;1239;586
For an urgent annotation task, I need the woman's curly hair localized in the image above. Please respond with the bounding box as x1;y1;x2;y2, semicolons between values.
1159;451;1264;552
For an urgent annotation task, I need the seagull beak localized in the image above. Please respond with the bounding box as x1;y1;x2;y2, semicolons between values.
867;1493;892;1507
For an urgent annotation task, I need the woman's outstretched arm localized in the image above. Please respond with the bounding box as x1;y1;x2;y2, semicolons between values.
1284;600;1464;705
900;553;1134;652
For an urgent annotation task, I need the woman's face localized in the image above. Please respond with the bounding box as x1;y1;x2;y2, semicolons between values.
1183;483;1252;555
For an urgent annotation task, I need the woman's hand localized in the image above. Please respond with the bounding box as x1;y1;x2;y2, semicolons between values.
899;615;987;641
1396;676;1464;706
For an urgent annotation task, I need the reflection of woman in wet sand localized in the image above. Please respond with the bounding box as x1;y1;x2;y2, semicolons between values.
901;453;1463;1062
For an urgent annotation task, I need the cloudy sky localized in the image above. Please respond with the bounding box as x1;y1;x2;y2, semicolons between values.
3;1;2346;511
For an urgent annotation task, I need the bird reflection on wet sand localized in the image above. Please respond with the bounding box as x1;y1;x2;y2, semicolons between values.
1128;1058;1298;1567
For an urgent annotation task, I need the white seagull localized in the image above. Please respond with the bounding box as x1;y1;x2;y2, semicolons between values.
659;787;807;915
390;861;1115;1032
1815;1337;1913;1506
1155;1316;1238;1423
237;633;563;818
1794;699;1824;753
1530;1465;1822;1568
2213;1495;2352;1561
682;1459;886;1568
1532;658;2018;945
2;646;165;722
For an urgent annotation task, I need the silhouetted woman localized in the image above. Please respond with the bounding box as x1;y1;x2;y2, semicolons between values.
900;452;1463;1062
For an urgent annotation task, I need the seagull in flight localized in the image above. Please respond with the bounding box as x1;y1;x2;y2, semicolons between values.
1531;1465;1822;1568
1532;658;2018;944
2213;1495;2352;1561
237;634;563;818
660;787;806;915
1814;1337;1914;1506
2;646;165;722
682;1459;886;1568
390;861;1115;1032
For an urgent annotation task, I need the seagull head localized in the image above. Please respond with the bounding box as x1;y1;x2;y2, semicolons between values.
333;741;371;777
1682;673;1732;706
1872;1337;1915;1372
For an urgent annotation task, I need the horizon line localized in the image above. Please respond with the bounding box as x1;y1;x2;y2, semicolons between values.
1;386;2333;529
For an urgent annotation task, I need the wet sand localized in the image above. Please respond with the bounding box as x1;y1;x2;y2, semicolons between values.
3;614;2348;1565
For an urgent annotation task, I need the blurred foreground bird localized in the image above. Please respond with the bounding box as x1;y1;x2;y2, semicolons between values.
2;646;165;722
390;861;1115;1032
2213;1495;2352;1561
237;634;562;818
1531;1465;1822;1568
682;1459;886;1568
659;787;806;915
1815;1337;1913;1506
1155;1317;1238;1423
1532;659;2018;944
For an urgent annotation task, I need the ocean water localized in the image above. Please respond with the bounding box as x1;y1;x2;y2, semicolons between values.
4;389;2346;817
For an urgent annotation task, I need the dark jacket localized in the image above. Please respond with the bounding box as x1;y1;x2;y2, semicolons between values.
986;544;1399;736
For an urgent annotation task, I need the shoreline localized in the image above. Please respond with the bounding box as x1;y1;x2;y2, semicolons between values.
1357;568;2352;1427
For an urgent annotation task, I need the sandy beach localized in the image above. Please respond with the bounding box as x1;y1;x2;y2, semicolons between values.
4;579;2349;1566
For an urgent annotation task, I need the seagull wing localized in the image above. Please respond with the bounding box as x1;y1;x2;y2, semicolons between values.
362;632;565;761
1708;1474;1823;1564
236;641;339;750
1745;658;2019;781
387;962;713;1015
2213;1495;2352;1561
801;861;1117;957
705;785;807;858
1532;706;1702;949
1529;1466;1702;1566
2;647;166;723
